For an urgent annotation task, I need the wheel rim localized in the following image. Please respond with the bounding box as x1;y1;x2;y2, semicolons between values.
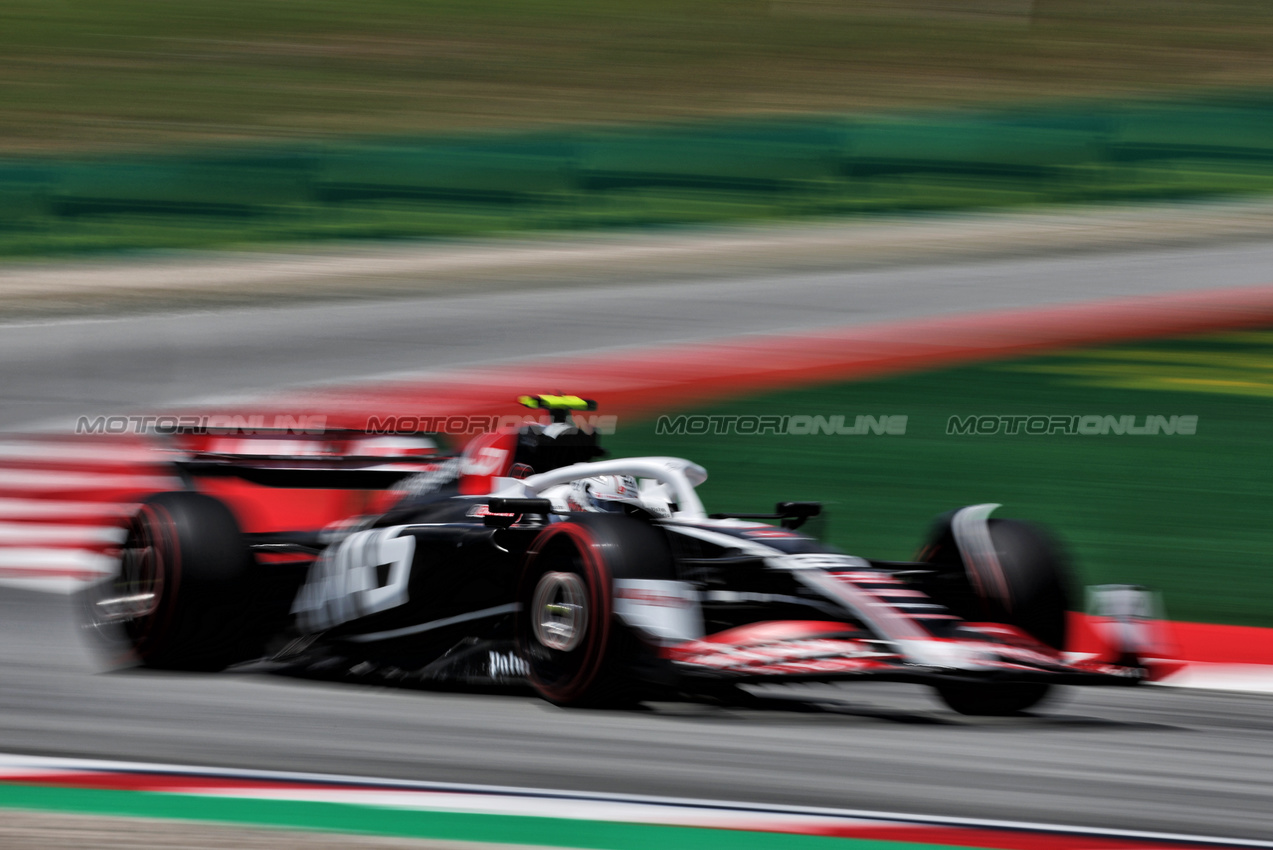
531;571;588;652
92;510;164;631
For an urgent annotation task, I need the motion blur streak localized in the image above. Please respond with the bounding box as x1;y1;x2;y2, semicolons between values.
3;1;1273;844
0;436;172;591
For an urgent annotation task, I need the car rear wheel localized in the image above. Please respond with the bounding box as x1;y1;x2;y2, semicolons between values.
921;517;1072;716
82;491;261;671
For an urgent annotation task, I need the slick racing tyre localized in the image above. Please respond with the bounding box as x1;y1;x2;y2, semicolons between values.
516;514;671;707
920;517;1073;716
934;679;1053;717
82;491;260;672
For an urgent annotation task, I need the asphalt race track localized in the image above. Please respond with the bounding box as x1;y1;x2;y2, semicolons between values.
1;241;1272;840
5;241;1273;431
3;589;1272;840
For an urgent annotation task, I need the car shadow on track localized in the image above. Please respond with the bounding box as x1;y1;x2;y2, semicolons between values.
640;694;960;726
546;688;1183;731
176;663;1183;732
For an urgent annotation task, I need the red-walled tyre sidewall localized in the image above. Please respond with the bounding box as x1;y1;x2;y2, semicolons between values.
125;500;183;663
82;491;261;672
517;522;614;705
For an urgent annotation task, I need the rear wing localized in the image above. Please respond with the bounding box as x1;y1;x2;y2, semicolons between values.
171;429;456;490
138;394;603;490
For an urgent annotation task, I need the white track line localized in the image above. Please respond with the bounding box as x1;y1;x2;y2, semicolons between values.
0;753;1267;847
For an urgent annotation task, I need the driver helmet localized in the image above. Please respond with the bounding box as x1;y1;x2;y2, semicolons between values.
566;474;645;514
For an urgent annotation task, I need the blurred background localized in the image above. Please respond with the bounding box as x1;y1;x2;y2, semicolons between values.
0;0;1270;620
0;0;1271;619
4;1;1273;254
0;3;1271;845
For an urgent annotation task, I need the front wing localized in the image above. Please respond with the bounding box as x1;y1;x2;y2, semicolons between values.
661;621;1152;688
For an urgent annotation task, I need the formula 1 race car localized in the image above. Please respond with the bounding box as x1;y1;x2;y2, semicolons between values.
82;395;1160;716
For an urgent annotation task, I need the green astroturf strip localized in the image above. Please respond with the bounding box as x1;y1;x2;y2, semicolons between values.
0;784;972;850
607;329;1273;628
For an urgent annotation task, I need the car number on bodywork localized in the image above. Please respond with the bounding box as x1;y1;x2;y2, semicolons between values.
293;527;416;631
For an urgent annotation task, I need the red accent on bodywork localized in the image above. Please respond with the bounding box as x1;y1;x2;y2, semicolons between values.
664;621;882;675
196;478;375;533
698;620;862;645
458;429;517;496
961;622;1063;658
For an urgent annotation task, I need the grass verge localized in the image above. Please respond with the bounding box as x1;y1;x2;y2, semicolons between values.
606;329;1273;627
5;1;1273;152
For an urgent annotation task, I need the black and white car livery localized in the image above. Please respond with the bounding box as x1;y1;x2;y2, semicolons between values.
83;396;1162;716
